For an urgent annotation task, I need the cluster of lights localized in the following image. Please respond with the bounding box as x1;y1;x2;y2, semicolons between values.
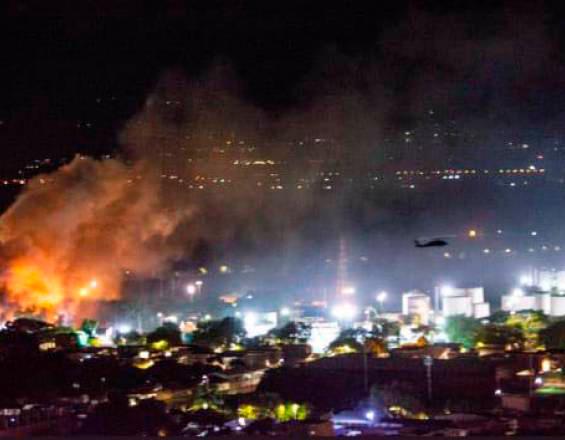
78;278;99;298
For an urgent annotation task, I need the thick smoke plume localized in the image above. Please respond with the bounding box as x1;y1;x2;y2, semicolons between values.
0;157;193;321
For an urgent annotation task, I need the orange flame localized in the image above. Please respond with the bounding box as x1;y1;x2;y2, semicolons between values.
0;156;192;323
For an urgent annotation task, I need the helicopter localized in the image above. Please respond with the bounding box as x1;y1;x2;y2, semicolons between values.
414;236;453;248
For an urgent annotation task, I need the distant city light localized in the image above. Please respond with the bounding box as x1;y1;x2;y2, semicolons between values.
531;231;538;236
331;303;357;321
195;280;203;287
280;307;291;317
376;291;387;303
365;410;375;422
341;286;356;296
512;288;525;297
219;265;229;273
468;229;477;238
186;284;196;295
534;377;543;386
483;248;490;254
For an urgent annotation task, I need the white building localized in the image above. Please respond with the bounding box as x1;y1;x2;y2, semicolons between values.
500;289;565;316
551;296;565;316
243;312;277;338
308;321;340;353
501;291;538;313
534;269;565;292
441;286;490;318
402;291;432;324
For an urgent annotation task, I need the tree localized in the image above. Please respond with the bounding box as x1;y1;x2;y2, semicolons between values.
540;320;565;349
80;319;99;337
5;318;52;333
444;315;481;349
506;310;548;349
191;317;246;350
474;323;524;348
372;319;400;339
327;328;366;354
146;322;182;348
268;321;311;344
489;310;510;325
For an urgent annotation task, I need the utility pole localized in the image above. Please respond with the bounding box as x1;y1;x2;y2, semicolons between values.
363;344;369;393
424;355;433;402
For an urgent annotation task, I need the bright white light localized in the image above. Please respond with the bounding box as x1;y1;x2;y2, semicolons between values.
90;279;98;289
365;410;375;422
342;286;356;296
495;389;502;396
440;285;453;296
186;284;196;295
280;307;290;317
244;312;257;326
331;303;357;321
519;274;533;286
534;377;543;386
531;231;537;236
164;315;178;324
512;288;525;297
117;324;131;334
195;280;203;287
376;291;387;303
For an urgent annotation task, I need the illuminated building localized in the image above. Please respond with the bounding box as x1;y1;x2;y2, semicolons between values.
441;287;490;318
401;291;431;325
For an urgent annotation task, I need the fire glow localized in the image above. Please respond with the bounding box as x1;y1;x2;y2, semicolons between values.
0;156;193;322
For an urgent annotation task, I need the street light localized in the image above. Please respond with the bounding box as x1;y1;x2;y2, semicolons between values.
186;284;196;303
376;291;387;314
331;303;357;321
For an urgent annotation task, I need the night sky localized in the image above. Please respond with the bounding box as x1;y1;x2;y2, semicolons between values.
3;1;565;170
2;1;565;307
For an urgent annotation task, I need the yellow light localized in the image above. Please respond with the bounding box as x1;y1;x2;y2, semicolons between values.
468;229;477;238
79;288;89;297
151;340;169;351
